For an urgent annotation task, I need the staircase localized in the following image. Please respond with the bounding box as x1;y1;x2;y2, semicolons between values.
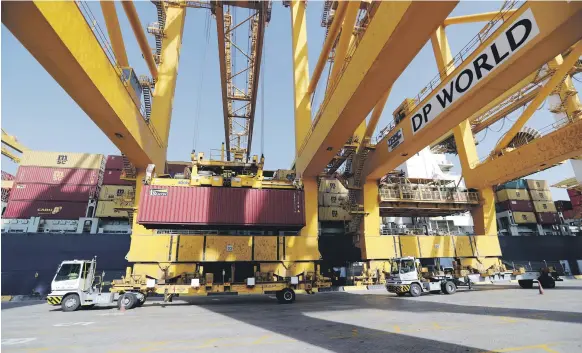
148;1;167;65
121;154;137;181
139;76;153;121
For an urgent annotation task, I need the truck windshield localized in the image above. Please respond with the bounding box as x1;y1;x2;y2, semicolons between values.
55;263;81;281
391;259;416;274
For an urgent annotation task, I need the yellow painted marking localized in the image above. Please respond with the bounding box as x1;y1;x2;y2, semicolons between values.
251;335;270;345
480;343;560;353
392;325;402;333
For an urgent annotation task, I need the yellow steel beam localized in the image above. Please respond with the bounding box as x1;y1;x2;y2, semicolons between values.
121;0;158;80
1;1;166;169
326;1;360;93
1;146;21;164
100;1;129;67
308;1;347;95
466;118;582;189
493;42;582;155
444;10;517;26
364;2;582;181
149;5;186;148
296;1;457;177
473;87;540;133
290;0;311;156
214;4;231;160
1;129;27;153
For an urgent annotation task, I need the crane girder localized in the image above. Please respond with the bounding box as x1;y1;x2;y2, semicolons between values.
465;118;582;188
363;1;582;181
1;1;166;170
294;1;458;177
214;2;268;161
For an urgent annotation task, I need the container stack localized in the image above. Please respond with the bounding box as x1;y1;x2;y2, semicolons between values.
318;178;351;222
495;179;536;224
525;179;560;225
3;151;104;220
95;155;133;219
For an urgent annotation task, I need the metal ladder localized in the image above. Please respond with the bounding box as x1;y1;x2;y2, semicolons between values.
121;154;137;181
148;1;167;65
139;76;153;121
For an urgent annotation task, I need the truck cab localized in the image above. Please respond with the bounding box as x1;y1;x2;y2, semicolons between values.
385;257;458;297
47;258;145;312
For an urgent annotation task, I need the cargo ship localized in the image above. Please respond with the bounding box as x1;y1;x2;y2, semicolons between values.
2;149;582;295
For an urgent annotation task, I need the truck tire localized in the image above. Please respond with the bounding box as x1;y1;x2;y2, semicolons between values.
277;288;296;304
135;292;146;307
409;283;422;297
118;293;137;310
518;280;534;289
539;277;556;289
442;281;457;295
61;294;81;312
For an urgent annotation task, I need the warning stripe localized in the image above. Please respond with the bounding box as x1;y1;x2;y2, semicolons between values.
47;296;62;305
387;285;411;293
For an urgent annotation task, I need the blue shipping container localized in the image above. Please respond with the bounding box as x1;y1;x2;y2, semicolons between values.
497;179;526;191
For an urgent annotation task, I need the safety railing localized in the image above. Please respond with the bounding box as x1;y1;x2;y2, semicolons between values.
76;2;152;127
374;0;523;142
379;188;479;203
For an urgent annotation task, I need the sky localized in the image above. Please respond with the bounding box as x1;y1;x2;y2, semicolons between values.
1;1;580;200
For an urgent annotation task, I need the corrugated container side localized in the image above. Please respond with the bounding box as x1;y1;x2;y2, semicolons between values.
512;211;537;224
496;189;530;202
318;206;352;221
99;185;134;201
15;166;101;186
555;200;573;211
105;155;124;170
95;200;129;218
323;193;348;207
567;188;582;198
102;170;134;186
138;186;305;228
20;151;104;170
525;179;549;191
318;179;348;194
535;212;560;225
3;200;88;219
495;200;534;213
532;201;557;213
529;190;553;202
9;183;98;202
571;195;582;207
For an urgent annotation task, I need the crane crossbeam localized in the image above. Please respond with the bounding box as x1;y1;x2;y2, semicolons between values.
466;118;582;188
294;1;458;177
364;1;582;181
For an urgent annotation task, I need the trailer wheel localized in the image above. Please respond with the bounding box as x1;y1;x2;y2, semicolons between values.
275;291;283;301
118;293;137;310
442;281;456;295
539;277;555;289
277;288;296;304
518;280;533;289
409;283;422;297
61;294;81;312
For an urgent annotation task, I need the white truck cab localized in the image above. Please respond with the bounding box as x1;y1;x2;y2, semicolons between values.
47;257;144;312
385;257;460;297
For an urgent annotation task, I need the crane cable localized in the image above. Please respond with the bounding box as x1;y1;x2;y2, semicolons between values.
260;11;266;157
192;12;212;152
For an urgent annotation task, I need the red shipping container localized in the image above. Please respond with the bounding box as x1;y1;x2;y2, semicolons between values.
15;166;101;186
9;183;98;202
102;170;134;186
105;155;124;170
535;212;560;225
570;194;582;207
4;200;88;219
567;188;582;198
496;200;534;213
138;186;305;229
1;171;15;181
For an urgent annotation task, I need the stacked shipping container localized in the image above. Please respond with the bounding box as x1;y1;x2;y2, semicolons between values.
96;155;133;218
318;179;351;221
526;179;559;225
565;188;582;220
3;151;104;219
495;180;535;224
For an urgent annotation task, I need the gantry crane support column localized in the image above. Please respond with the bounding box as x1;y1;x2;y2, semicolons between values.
289;0;320;267
431;24;497;238
121;0;158;80
295;1;458;177
1;1;166;170
149;5;186;152
363;2;582;181
100;1;129;67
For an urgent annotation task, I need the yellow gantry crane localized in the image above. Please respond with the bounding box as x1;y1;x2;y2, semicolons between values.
1;129;28;164
3;0;582;282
